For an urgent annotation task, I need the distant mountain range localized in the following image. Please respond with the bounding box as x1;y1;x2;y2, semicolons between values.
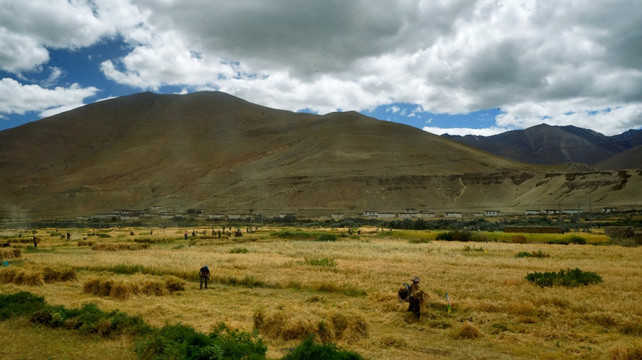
1;92;640;218
443;124;642;169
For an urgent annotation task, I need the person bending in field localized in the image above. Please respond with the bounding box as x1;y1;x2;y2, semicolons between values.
199;265;210;289
407;276;424;319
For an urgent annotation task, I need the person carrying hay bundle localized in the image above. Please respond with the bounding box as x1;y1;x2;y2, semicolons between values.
199;265;210;289
398;283;411;302
407;276;424;319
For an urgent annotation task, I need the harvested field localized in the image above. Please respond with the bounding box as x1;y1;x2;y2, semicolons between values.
91;243;150;251
0;226;640;359
0;248;21;259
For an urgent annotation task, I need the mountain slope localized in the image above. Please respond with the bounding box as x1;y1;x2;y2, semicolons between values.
1;92;640;217
595;144;642;170
444;124;641;166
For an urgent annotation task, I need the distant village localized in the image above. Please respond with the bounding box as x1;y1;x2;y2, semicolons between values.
80;206;621;222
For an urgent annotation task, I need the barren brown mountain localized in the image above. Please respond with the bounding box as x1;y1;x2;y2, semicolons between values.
1;91;640;218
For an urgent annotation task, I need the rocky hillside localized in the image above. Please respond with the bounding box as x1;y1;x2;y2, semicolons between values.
1;92;640;218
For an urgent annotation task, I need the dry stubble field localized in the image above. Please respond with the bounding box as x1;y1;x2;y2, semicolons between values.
0;227;641;359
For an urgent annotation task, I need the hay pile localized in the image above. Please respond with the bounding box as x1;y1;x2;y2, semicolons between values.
0;265;76;286
0;248;21;259
253;306;369;343
91;243;150;251
77;240;95;247
83;274;185;300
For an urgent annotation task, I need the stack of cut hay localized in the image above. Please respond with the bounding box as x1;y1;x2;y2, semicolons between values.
0;265;76;286
253;306;369;343
83;274;185;300
91;243;150;251
0;248;21;260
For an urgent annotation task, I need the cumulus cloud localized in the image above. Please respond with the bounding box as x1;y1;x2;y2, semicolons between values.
423;126;511;137
2;0;641;134
0;78;98;118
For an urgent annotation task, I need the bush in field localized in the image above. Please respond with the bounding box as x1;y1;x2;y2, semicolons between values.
516;250;550;258
135;323;267;360
91;243;150;251
282;335;365;360
0;291;45;320
317;234;337;241
436;230;481;242
526;268;603;287
30;303;150;337
567;235;587;244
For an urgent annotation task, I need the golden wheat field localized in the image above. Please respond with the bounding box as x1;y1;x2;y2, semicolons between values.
0;226;640;359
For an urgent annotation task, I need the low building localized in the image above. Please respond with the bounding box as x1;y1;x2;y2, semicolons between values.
331;213;344;220
485;210;500;217
525;210;542;215
377;212;396;219
563;209;582;214
601;207;617;214
445;212;462;218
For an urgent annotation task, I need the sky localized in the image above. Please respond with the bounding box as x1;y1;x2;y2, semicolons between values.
1;0;641;136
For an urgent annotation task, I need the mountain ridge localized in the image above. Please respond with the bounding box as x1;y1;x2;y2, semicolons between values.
443;124;642;168
1;92;640;218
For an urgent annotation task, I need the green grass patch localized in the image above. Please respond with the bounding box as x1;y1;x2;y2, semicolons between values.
30;303;151;337
271;230;338;241
526;268;603;287
297;257;336;267
408;238;431;244
437;230;487;242
229;247;249;254
0;292;46;320
136;322;267;360
516;250;550;258
282;335;365;360
463;245;486;252
317;234;337;241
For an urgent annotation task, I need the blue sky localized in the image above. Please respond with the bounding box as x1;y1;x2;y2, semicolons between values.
1;1;641;136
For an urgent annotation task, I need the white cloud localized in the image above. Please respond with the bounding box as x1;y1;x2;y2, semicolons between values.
0;78;98;118
2;0;642;135
423;126;511;137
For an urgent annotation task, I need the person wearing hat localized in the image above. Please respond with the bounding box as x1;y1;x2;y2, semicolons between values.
199;265;210;289
408;276;423;319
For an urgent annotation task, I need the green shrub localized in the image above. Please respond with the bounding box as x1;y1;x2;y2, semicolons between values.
516;250;549;258
30;303;150;337
408;238;431;244
463;245;485;252
567;235;587;244
0;291;46;320
229;247;249;254
317;234;337;241
282;335;365;360
436;230;481;242
525;268;603;287
135;323;266;360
